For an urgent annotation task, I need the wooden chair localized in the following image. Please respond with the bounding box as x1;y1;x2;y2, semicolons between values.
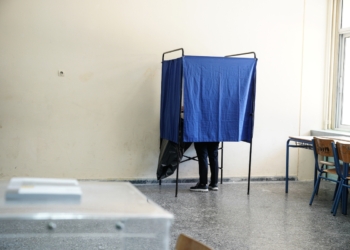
331;141;350;216
175;233;212;250
309;137;340;207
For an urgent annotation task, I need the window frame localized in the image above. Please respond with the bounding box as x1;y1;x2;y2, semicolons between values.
335;31;350;130
330;0;350;131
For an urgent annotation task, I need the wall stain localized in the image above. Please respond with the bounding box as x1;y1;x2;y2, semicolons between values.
80;72;94;82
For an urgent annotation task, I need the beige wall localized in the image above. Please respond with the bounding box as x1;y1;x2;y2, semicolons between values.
298;0;328;180
0;0;327;181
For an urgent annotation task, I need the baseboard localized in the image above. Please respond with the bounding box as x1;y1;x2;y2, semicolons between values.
79;176;297;184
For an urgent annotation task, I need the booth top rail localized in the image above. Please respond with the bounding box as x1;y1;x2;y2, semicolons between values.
162;48;184;62
162;49;256;61
225;52;256;58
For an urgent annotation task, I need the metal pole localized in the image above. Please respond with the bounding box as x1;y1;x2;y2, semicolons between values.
285;139;291;193
162;48;184;62
225;52;256;58
247;141;253;195
175;152;179;197
221;142;224;184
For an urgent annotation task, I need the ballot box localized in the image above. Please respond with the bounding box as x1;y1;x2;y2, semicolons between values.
0;180;173;250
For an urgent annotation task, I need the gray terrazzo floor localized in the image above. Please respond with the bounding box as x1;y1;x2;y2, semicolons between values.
135;181;350;250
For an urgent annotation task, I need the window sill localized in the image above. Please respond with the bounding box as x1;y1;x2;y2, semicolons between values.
311;129;350;137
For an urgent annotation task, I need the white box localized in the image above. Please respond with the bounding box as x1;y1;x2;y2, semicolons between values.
0;181;173;250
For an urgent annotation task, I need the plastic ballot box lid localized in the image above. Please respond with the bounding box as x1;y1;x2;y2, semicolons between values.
0;180;173;220
5;177;82;202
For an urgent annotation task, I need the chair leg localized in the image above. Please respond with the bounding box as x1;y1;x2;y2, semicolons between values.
332;180;343;215
332;177;340;201
309;175;322;205
342;184;348;215
315;174;322;196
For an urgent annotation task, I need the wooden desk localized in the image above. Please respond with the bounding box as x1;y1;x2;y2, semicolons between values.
285;135;350;193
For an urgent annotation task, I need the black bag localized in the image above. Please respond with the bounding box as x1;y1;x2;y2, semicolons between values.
156;139;192;180
156;119;192;180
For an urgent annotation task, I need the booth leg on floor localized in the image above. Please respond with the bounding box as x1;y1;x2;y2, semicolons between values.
175;164;179;197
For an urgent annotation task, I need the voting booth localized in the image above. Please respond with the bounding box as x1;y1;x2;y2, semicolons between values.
157;49;258;196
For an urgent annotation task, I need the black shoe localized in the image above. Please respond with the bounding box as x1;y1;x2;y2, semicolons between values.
209;184;218;191
190;183;208;192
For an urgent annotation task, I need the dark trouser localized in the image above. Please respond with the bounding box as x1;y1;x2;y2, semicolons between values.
194;142;220;185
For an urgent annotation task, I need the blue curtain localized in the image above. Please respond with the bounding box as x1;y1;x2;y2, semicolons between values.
183;56;257;143
160;58;182;143
160;56;257;143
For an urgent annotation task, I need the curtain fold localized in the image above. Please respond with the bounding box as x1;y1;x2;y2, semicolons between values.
160;58;183;143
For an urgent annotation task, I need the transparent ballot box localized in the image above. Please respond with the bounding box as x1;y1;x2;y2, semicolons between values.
0;180;173;250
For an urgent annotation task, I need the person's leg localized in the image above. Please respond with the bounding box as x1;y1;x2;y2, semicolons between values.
194;142;209;185
207;142;219;186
